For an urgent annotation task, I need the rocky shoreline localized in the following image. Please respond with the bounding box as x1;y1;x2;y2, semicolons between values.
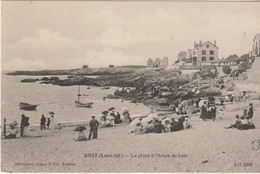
13;67;228;107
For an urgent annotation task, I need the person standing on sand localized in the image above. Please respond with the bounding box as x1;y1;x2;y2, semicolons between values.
20;114;30;137
200;105;207;121
88;116;99;140
246;103;254;120
49;112;55;129
46;117;51;129
40;114;46;130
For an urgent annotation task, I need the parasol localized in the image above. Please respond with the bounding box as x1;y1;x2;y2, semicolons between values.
74;125;86;132
162;117;172;125
96;114;104;120
121;107;129;112
48;111;55;115
199;100;208;108
102;111;109;115
130;118;142;126
108;107;115;111
141;117;154;124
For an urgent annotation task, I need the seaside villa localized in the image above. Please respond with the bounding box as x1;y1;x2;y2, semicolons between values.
177;40;219;67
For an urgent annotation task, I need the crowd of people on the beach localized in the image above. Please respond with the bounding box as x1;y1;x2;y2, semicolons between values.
4;112;57;139
96;107;132;128
131;114;192;135
2;99;256;140
74;107;132;141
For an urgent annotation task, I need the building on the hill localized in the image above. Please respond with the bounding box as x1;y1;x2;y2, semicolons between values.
249;34;260;58
147;57;168;68
176;40;219;67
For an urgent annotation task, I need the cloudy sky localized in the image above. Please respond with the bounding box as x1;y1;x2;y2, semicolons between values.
2;1;260;70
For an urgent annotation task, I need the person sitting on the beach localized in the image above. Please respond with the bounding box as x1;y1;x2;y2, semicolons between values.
143;120;154;133
236;116;255;130
154;121;165;133
176;118;184;130
56;123;62;129
225;115;241;129
122;110;132;123
115;112;122;124
133;122;145;135
183;118;192;129
76;130;88;141
5;122;18;139
99;113;107;128
170;118;178;132
208;106;217;121
165;122;172;132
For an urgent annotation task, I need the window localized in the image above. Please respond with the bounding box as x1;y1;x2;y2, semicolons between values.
193;51;195;55
202;50;206;55
206;44;209;48
210;57;214;61
202;57;206;61
210;50;214;55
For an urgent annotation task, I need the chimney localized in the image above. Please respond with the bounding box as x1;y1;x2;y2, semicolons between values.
214;40;216;46
194;42;196;48
199;40;202;46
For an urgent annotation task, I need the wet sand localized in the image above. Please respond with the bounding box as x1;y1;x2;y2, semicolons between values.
1;100;260;173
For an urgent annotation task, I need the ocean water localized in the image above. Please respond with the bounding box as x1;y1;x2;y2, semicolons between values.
1;73;150;126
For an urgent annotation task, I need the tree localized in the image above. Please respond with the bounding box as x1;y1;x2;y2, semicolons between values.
222;65;231;75
82;64;89;69
240;54;249;62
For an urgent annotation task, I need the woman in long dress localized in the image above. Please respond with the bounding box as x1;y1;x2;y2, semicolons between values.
49;114;55;129
200;105;207;121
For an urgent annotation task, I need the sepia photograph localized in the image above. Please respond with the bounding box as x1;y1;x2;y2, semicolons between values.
1;1;260;173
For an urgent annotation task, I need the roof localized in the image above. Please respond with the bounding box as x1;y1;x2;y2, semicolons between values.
147;58;153;62
253;34;260;42
200;41;219;49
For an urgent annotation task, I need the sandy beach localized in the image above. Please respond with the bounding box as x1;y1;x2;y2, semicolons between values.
2;99;260;173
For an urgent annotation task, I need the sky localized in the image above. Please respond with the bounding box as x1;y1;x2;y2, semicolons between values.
2;1;260;70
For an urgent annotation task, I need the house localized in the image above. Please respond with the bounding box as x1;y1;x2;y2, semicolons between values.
188;40;219;65
176;40;219;67
178;51;187;62
147;58;154;68
250;34;260;57
146;57;168;68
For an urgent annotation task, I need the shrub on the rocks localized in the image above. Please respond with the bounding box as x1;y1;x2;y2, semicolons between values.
200;87;222;96
223;65;231;75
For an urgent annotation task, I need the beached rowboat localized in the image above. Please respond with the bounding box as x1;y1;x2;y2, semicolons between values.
19;102;37;110
75;86;93;108
75;100;93;107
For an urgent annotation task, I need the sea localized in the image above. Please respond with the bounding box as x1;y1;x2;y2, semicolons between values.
1;72;150;126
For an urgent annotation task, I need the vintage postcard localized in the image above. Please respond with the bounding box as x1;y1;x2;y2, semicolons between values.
1;1;260;173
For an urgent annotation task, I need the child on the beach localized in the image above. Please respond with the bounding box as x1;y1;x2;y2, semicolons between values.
76;130;88;141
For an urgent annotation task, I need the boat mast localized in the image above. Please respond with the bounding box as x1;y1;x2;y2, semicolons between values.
78;86;81;102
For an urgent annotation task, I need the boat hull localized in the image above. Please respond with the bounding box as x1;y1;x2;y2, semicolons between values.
19;103;37;110
75;101;93;107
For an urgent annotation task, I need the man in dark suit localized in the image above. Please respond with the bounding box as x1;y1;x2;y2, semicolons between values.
88;116;99;140
246;103;254;120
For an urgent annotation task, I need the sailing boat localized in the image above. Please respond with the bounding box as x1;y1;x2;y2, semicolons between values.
75;86;93;107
